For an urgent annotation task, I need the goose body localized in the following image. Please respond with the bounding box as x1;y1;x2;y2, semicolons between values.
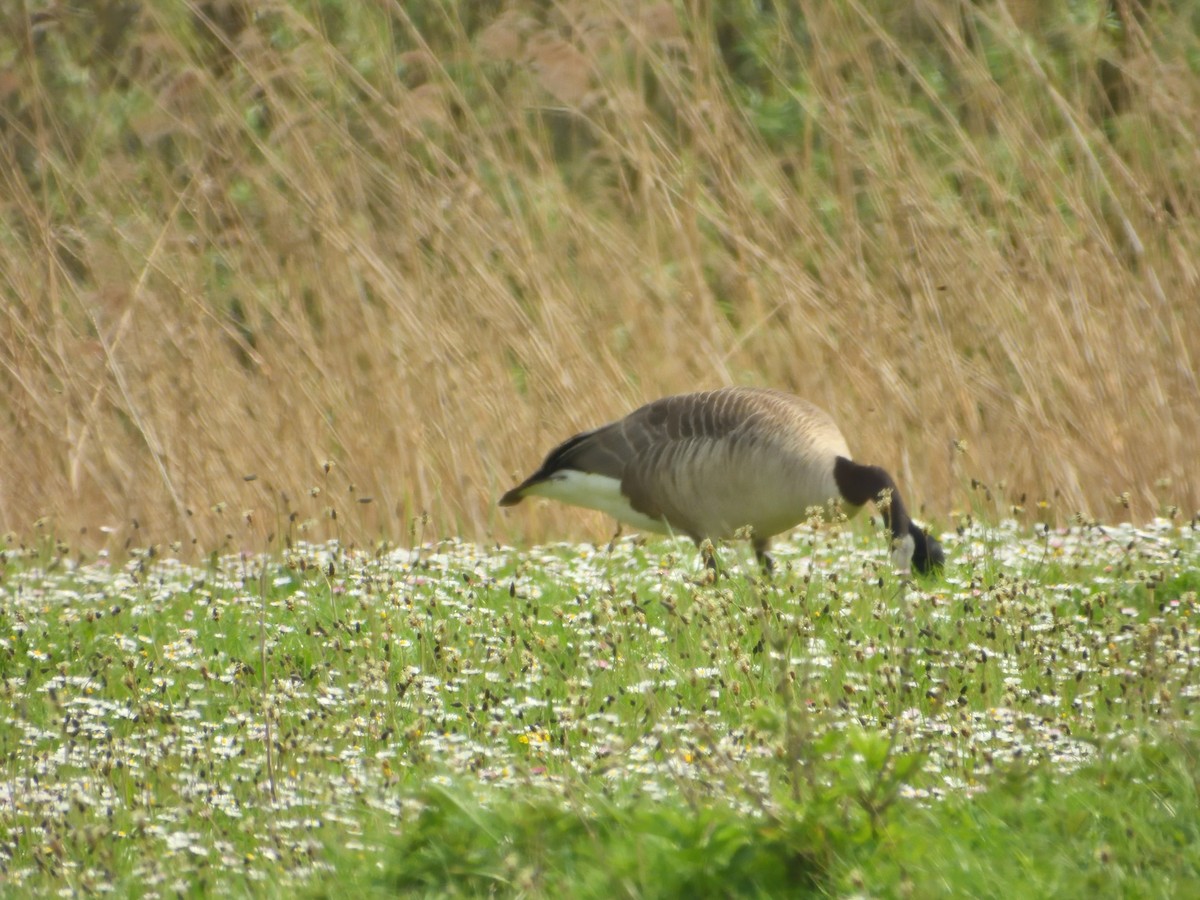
500;387;943;574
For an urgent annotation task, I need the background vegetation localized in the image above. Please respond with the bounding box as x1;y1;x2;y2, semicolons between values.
3;522;1199;895
2;0;1198;553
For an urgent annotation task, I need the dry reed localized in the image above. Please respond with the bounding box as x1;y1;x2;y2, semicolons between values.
0;0;1197;555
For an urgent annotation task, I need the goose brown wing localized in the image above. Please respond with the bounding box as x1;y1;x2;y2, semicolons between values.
564;391;758;472
505;393;714;501
634;390;807;529
612;392;756;527
500;390;771;513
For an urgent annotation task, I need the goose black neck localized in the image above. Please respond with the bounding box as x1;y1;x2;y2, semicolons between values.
832;456;913;541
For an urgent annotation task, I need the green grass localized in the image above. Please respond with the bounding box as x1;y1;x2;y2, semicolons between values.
314;735;1200;899
325;787;827;898
1;518;1198;895
854;737;1200;898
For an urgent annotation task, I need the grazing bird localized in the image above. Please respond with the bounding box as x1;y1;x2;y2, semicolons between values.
499;387;944;575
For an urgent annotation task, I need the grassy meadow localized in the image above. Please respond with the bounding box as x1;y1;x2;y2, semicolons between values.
2;518;1199;896
3;1;1200;896
0;0;1198;547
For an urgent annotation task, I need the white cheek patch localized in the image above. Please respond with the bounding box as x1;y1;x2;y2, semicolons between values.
890;533;916;573
524;471;670;534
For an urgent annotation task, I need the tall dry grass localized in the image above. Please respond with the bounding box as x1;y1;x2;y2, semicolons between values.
0;0;1197;555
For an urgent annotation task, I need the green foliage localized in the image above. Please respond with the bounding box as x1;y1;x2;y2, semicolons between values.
328;788;824;899
2;519;1199;894
6;0;1195;241
311;726;1200;899
848;731;1200;897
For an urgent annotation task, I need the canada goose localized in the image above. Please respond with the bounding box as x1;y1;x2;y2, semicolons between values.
500;387;944;575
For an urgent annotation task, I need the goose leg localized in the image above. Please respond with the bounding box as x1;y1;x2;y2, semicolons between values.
753;538;775;575
694;538;721;575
